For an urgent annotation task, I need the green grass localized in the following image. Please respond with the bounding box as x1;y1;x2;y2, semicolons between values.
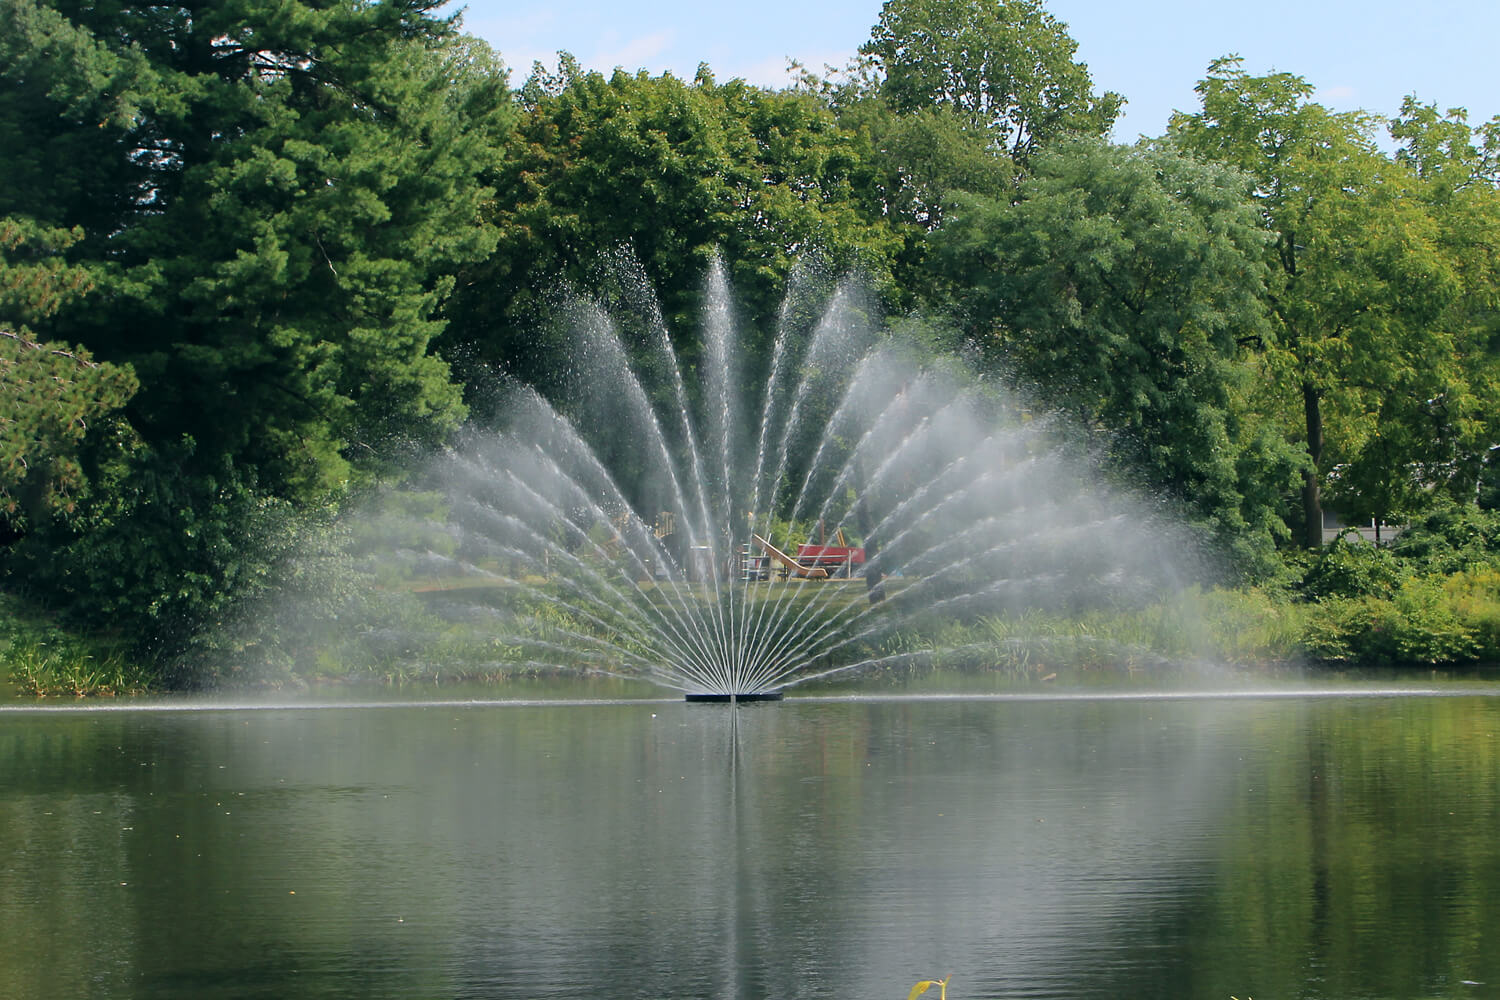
1;593;157;698
7;643;156;697
9;562;1499;698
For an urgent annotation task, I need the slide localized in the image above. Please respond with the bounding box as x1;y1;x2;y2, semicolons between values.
751;534;828;579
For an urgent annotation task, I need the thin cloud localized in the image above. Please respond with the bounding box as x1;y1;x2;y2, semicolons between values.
452;7;556;44
730;54;800;88
589;29;677;74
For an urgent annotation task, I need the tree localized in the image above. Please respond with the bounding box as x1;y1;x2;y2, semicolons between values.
1390;97;1500;186
443;61;904;394
3;0;512;501
1170;58;1475;546
1376;99;1500;515
0;220;137;542
859;0;1122;163
1;1;510;650
791;60;1017;315
931;138;1300;574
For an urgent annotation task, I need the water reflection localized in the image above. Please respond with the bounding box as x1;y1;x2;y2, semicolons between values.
1;694;1497;999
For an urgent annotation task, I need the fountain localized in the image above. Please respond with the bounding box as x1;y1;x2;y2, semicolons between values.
353;257;1196;699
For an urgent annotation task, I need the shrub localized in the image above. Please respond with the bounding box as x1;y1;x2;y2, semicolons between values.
1300;533;1407;600
1389;577;1480;664
1439;568;1500;662
1300;596;1378;663
1299;574;1487;667
1391;506;1500;575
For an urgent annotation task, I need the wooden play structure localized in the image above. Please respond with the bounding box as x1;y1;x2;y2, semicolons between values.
748;527;866;581
751;533;829;579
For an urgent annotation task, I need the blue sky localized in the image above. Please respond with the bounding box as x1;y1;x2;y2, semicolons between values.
446;0;1498;142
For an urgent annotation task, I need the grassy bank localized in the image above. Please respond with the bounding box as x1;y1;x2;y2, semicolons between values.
0;593;157;697
6;579;1500;698
9;506;1500;697
179;573;1500;693
845;581;1500;689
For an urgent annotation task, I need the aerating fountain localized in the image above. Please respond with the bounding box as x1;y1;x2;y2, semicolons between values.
363;257;1192;699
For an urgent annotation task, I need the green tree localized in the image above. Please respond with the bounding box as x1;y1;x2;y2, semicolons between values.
859;0;1122;162
1170;58;1475;546
1314;100;1500;534
792;61;1016;315
1377;99;1500;515
3;0;511;501
1390;97;1500;185
0;220;137;541
444;60;903;393
793;59;1015;228
1;1;510;652
931;138;1300;574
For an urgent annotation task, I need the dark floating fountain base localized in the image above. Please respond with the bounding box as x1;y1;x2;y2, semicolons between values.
684;690;785;703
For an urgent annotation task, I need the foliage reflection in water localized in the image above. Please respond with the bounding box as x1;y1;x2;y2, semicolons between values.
2;694;1498;1000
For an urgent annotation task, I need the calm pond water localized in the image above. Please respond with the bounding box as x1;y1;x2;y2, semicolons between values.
2;689;1498;999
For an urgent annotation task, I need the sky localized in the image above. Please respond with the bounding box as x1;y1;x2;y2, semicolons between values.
445;0;1499;143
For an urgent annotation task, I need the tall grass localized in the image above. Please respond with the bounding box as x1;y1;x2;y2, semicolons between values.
1;595;155;697
8;642;156;697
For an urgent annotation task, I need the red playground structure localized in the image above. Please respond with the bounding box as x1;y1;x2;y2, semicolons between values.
794;526;866;577
746;525;865;580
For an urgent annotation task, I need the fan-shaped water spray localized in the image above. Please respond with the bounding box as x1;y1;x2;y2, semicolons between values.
370;260;1195;698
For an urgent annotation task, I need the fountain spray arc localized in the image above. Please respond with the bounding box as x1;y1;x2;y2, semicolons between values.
394;257;1191;699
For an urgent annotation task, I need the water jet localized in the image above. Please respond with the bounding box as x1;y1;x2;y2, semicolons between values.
341;256;1199;695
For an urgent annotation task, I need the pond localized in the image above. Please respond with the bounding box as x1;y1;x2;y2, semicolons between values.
3;687;1498;999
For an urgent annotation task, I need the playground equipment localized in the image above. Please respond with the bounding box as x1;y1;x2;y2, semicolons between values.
751;534;828;579
794;527;865;578
748;527;866;581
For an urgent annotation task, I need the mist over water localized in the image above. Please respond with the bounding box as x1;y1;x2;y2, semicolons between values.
269;257;1208;695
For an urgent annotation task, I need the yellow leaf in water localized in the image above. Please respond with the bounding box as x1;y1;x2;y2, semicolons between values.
909;974;951;1000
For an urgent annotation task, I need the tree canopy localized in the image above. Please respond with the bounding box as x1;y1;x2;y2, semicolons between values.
443;59;905;393
4;0;511;502
2;0;510;638
861;0;1122;162
932;138;1301;573
1171;57;1500;544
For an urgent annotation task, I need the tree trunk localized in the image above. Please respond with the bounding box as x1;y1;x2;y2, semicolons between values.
1303;380;1324;549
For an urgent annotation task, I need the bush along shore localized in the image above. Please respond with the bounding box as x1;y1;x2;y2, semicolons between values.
6;507;1500;698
